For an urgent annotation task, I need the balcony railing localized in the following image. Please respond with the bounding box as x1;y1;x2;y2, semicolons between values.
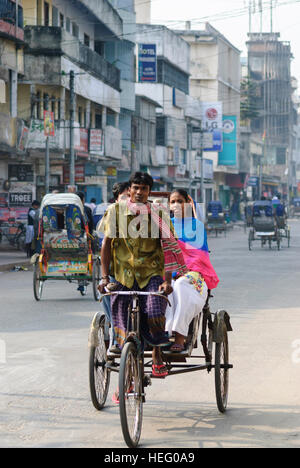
24;27;120;91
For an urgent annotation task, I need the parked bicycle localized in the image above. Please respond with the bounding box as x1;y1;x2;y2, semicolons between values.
0;219;26;251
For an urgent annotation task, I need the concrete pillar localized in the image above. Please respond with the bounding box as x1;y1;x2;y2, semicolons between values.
85;100;91;128
10;70;17;118
59;87;66;120
102;106;107;127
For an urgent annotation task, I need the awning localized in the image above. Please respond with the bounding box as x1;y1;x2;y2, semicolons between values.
226;174;244;189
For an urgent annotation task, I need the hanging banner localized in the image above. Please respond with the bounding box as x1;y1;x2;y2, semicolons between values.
44;111;55;137
218;115;237;166
138;44;157;83
201;102;223;152
201;102;223;132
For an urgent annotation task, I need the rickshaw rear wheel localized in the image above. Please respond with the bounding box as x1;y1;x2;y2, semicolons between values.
215;326;229;414
92;258;101;301
248;230;253;251
119;341;143;448
89;316;110;410
33;262;44;301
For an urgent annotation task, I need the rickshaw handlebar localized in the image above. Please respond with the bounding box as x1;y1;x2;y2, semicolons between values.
101;289;171;306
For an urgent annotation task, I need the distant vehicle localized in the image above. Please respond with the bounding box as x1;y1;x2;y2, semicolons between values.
33;193;100;301
206;201;227;237
248;200;281;251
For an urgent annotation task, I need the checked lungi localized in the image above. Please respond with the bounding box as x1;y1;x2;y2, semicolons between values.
111;276;169;349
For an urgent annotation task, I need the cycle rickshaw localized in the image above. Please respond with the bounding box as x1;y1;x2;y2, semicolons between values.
206;201;227;237
291;197;300;218
248;200;281;251
89;287;232;448
274;203;290;248
33;193;100;301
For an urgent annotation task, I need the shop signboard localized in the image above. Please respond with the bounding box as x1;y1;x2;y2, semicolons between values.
63;164;85;184
8;164;34;182
9;192;33;207
218;116;238;166
138;44;157;83
75;129;89;156
90;129;104;156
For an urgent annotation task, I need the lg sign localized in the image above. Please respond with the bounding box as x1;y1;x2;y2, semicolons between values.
202;102;223;131
206;108;218;121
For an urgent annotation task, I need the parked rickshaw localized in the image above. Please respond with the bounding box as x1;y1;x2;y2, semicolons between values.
33;193;100;301
273;202;290;248
291;198;300;218
89;287;233;448
248;200;281;251
206;201;227;237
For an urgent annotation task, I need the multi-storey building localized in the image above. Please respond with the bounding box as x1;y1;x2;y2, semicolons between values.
247;32;294;198
106;0;136;187
176;23;241;209
135;23;192;192
1;0;125;208
0;0;29;221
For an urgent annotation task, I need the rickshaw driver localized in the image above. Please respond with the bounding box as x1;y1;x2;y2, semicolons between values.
99;172;186;377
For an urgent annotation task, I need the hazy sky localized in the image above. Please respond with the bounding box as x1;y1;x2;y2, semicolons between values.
150;0;300;83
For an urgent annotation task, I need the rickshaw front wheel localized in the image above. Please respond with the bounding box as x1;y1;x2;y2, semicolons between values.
33;262;44;301
119;341;143;448
215;326;229;414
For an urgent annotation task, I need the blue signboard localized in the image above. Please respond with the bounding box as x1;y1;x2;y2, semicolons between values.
218;116;237;166
248;176;259;187
204;129;223;152
138;44;157;83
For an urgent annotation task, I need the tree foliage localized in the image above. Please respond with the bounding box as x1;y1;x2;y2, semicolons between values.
240;76;259;122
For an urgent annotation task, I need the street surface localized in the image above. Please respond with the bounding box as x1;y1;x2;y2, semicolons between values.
1;221;300;448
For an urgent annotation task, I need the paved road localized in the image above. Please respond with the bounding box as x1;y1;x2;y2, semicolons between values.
1;221;300;448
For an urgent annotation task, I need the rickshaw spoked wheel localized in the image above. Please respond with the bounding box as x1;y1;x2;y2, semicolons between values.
287;229;291;248
33;261;44;301
248;230;253;251
92;258;101;301
119;342;143;448
215;326;229;414
89;314;111;410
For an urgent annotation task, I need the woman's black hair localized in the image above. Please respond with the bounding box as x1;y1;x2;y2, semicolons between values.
112;182;130;201
170;189;190;202
129;172;154;190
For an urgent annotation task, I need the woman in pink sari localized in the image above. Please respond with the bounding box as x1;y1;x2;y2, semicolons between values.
166;190;219;352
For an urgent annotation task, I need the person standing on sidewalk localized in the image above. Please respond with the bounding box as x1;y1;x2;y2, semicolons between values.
25;200;40;258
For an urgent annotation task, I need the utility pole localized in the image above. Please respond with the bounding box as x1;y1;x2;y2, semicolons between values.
199;129;205;205
69;70;76;188
44;93;50;194
270;0;273;33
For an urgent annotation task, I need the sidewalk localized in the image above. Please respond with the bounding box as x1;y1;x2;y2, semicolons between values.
0;249;31;272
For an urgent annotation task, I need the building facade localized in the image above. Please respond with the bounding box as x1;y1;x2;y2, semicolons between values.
0;0;29;221
176;23;241;209
247;32;294;198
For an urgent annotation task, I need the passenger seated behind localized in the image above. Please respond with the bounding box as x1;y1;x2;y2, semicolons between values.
166;190;219;352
